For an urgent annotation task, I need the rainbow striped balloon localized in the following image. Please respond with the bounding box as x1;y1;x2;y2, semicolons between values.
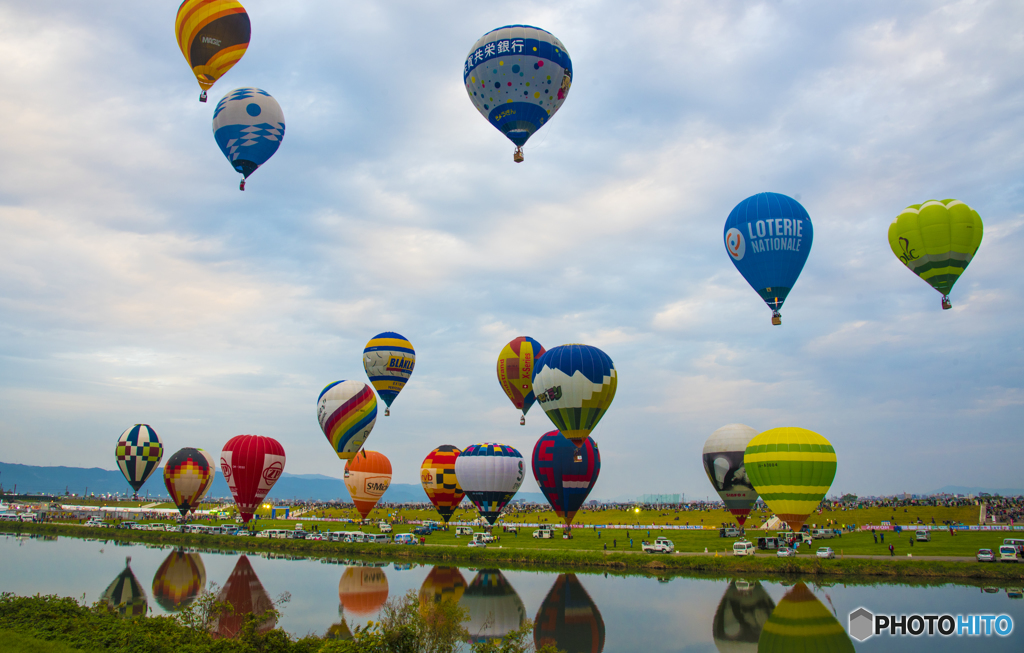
317;380;378;460
744;427;836;533
363;332;415;416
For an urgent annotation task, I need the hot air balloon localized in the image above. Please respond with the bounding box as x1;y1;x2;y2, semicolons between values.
214;555;276;638
339;566;389;617
462;569;527;644
101;557;148;618
464;26;573;162
532;431;600;527
163;447;214;519
702;425;760;527
153;549;207;612
712;580;775;653
744;427;836;534
175;0;250;102
532;344;616;447
192;448;217;512
317;380;378;460
421;446;465;524
888;199;983;310
363;332;415;416
497;336;546;425
758;583;854;652
212;87;285;190
115;424;163;496
534;574;605;653
419;566;468;608
220;435;286;523
724;192;813;325
454;443;525;526
344;450;392;520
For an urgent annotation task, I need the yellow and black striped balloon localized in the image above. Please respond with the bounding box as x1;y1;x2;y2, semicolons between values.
175;0;250;99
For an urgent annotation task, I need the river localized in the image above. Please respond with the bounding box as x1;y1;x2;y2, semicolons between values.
2;533;1022;651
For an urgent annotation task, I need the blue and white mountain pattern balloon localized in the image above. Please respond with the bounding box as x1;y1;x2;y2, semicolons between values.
212;87;285;180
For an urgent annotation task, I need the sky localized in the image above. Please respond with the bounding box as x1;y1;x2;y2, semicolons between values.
0;0;1022;502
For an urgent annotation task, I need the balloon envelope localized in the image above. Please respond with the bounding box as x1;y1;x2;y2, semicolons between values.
318;380;378;460
339;566;389;617
744;427;836;533
702;424;759;526
758;583;854;652
723;192;813;323
534;574;605;653
220;435;286;523
464;25;573;158
712;580;775;653
497;336;546;422
101;559;148;618
363;332;415;410
115;424;163;494
163;447;214;517
344;450;392;520
532;431;600;526
421;445;465;524
462;569;527;644
212;88;285;182
888;199;983;308
175;0;249;96
419;566;468;608
152;549;207;612
455;443;525;525
214;555;276;638
532;344;616;446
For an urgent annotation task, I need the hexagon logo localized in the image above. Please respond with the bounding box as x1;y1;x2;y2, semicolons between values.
849;607;874;642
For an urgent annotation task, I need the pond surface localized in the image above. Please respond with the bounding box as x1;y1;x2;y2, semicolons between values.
2;533;1023;651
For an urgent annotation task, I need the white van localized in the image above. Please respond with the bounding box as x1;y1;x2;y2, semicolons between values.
1003;539;1024;555
533;526;554;539
999;546;1019;562
378;522;393;533
811;529;834;539
257;529;292;539
1;514;23;522
455;526;474;536
733;540;756;556
366;534;390;544
915;530;931;542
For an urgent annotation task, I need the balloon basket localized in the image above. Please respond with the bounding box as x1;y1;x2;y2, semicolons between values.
519;415;525;426
941;296;952;310
199;90;207;103
771;311;781;326
239;179;246;191
513;147;524;163
385;407;390;416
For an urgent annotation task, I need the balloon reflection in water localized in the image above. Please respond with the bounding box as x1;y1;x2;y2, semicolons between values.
462;569;527;644
339;566;390;617
534;573;605;653
152;549;206;612
419;566;468;608
758;583;854;652
326;605;355;641
214;555;276;638
101;557;148;618
712;580;775;653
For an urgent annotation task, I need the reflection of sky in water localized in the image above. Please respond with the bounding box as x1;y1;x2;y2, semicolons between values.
2;534;1024;650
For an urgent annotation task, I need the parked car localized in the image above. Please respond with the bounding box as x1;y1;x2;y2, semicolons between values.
732;540;755;556
378;522;392;533
915;530;931;542
1003;539;1024;555
999;546;1019;562
412;526;432;536
977;549;997;563
467;539;487;548
816;547;835;559
470;532;493;546
777;546;796;558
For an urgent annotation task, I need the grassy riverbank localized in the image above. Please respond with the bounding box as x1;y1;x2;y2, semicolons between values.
9;522;1024;584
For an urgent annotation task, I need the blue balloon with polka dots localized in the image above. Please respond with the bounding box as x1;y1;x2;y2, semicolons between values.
212;87;285;189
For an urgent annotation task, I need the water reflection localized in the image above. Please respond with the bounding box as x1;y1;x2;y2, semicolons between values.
758;583;853;652
534;573;605;653
213;555;276;638
152;549;206;612
339;566;390;617
463;569;527;644
326;606;355;641
100;557;148;618
712;580;775;652
419;566;468;607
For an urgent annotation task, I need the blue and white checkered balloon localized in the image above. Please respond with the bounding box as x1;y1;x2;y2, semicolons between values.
212;87;285;188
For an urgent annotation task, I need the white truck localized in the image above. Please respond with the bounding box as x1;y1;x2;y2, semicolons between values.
533;526;554;539
641;537;675;554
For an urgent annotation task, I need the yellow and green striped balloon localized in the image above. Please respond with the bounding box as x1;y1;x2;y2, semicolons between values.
758;583;854;652
744;427;836;533
888;199;983;309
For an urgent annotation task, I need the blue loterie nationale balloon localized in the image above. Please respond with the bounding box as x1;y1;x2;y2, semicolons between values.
723;192;813;325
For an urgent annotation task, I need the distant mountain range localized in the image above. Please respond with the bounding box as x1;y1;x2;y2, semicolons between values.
0;462;547;503
930;485;1024;497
